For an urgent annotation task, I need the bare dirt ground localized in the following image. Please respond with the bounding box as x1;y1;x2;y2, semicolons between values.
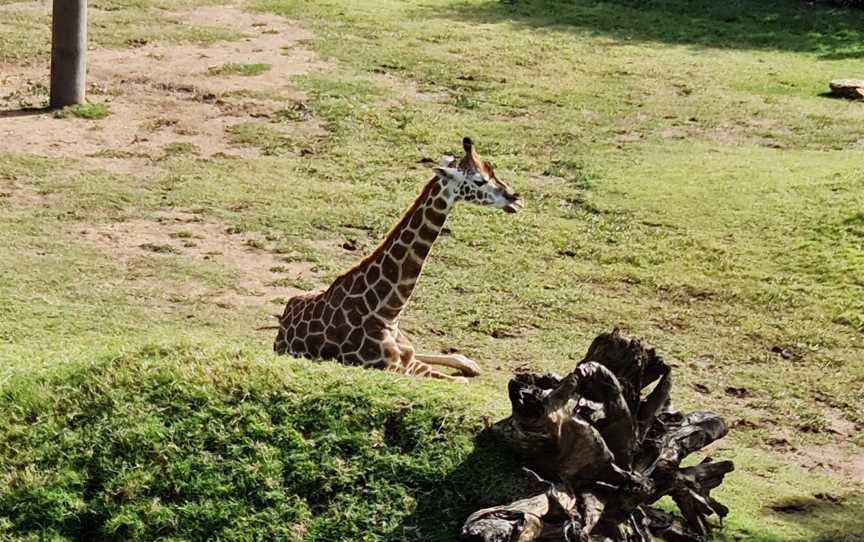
0;181;326;315
76;210;323;311
0;4;325;174
797;407;864;485
731;400;864;486
0;2;331;319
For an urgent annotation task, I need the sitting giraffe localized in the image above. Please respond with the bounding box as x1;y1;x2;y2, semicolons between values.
273;137;523;383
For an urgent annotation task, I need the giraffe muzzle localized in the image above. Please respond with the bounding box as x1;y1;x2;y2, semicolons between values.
503;192;523;213
503;199;524;213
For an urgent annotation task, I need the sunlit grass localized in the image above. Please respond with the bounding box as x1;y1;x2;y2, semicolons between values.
1;0;863;539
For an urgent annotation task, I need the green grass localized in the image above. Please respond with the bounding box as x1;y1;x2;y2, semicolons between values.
161;142;201;158
0;1;239;62
53;103;111;120
2;0;864;539
226;122;294;155
207;62;272;76
225;121;317;155
0;346;520;541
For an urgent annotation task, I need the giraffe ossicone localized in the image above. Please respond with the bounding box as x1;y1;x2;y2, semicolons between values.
273;137;523;383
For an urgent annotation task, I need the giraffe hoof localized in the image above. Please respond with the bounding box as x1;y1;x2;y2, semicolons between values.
452;376;470;385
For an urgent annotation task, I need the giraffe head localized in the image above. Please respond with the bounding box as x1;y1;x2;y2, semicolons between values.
435;137;523;213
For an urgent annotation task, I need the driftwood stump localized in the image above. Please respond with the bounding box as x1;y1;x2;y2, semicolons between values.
461;329;734;542
829;79;864;100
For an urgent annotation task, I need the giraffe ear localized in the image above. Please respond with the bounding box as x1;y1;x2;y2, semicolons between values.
434;166;461;181
439;155;456;167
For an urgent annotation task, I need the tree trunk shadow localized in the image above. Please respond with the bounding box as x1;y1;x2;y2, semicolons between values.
0;107;52;119
420;0;864;57
383;428;530;542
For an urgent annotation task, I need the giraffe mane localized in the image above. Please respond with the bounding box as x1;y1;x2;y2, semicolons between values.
324;175;440;295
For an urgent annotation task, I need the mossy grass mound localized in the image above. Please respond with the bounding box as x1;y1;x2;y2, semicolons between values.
0;345;520;541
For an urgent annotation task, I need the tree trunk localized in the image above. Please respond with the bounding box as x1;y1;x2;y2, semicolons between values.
461;329;734;542
50;0;87;108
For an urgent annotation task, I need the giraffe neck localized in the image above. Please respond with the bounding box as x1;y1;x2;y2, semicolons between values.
330;176;457;323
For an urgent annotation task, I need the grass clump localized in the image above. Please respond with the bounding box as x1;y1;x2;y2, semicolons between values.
161;142;201;158
138;242;180;254
53;103;111;120
226;122;303;155
207;62;272;76
0;345;519;541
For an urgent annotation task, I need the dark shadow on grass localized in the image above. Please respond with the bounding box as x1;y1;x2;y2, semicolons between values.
383;428;530;542
427;0;864;58
764;494;864;542
382;429;864;541
0;107;51;118
815;91;864;101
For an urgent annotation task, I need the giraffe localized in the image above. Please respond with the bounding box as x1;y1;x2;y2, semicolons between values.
273;137;523;383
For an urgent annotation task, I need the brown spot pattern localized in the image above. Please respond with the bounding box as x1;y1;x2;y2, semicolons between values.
273;169;484;378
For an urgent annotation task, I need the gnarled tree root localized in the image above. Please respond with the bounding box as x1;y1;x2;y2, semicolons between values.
461;329;734;542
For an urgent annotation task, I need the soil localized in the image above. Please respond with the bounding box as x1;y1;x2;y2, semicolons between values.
75;209;323;311
799;408;864;484
0;4;325;174
761;410;864;485
0;2;330;316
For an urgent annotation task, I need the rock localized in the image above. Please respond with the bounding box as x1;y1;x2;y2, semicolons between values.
829;79;864;100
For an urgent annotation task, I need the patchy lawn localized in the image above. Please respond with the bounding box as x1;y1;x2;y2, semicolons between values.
0;0;862;540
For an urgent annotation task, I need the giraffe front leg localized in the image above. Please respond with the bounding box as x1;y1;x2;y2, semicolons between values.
415;353;481;377
403;356;469;384
428;369;469;385
386;332;470;384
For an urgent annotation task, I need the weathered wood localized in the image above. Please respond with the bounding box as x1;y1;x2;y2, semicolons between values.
829;79;864;100
462;329;734;542
50;0;87;107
